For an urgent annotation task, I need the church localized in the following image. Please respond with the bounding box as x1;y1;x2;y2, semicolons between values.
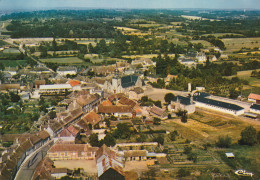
103;69;143;94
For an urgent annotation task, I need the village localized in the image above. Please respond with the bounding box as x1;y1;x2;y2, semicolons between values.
0;8;260;180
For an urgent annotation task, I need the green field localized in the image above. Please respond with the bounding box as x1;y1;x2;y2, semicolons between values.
0;59;27;67
40;57;84;64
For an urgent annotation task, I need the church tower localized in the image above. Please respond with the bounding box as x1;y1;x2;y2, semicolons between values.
112;68;121;93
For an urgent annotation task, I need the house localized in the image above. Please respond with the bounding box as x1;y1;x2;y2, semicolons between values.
3;67;18;76
248;93;260;104
180;58;197;68
56;66;77;77
150;106;168;119
131;58;156;69
124;150;147;161
96;145;125;180
196;52;207;62
39;84;72;96
34;80;46;89
32;157;55;180
193;96;244;116
0;83;20;91
81;111;102;127
98;104;133;118
250;104;260;114
169;96;196;114
68;80;81;91
57;125;80;142
47;143;98;160
51;168;68;179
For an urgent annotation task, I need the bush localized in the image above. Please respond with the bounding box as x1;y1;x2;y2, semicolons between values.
184;146;192;154
216;135;232;148
239;126;257;146
153;117;161;125
177;168;190;178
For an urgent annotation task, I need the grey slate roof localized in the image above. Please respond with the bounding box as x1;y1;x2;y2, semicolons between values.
121;75;138;88
172;96;193;105
250;104;260;110
193;97;244;111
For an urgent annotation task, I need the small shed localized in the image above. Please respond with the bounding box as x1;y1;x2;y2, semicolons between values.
225;152;235;159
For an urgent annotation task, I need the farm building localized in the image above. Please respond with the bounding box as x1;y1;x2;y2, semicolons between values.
250;104;260;114
193;96;244;116
248;93;260;104
149;106;168;119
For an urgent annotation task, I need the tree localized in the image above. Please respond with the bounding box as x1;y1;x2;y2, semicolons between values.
89;133;100;147
184;146;192;154
257;131;260;144
216;135;232;148
9;92;20;102
177;168;190;178
48;110;57;119
153;117;161;125
153;100;162;108
113;123;131;139
169;130;178;141
164;93;175;104
188;153;198;163
239;126;257;146
104;133;116;147
153;134;164;145
181;111;188;123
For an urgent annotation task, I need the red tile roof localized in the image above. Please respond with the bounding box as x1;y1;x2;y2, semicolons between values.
82;111;101;126
69;80;81;87
248;93;260;100
67;125;80;136
98;105;133;114
102;100;113;106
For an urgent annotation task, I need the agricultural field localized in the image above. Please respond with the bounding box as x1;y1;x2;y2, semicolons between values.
222;37;260;53
122;54;176;59
0;59;27;67
224;69;260;96
163;108;260;143
39;57;84;64
190;40;212;48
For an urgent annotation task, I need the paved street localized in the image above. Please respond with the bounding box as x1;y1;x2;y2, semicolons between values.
15;140;54;180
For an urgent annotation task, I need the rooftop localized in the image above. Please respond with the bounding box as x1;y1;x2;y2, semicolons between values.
248;93;260;101
193;97;244;111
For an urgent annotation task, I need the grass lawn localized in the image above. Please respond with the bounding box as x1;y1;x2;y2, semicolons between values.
0;59;27;67
40;57;84;64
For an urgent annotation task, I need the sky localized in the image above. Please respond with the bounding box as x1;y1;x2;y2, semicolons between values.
0;0;260;11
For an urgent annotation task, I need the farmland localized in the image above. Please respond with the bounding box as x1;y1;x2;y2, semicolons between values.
223;37;260;53
0;59;27;67
39;57;84;64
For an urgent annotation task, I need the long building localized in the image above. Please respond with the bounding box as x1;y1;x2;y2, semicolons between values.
39;84;72;95
193;96;244;116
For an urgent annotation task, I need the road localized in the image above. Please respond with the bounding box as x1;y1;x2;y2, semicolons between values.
144;86;189;103
14;140;54;180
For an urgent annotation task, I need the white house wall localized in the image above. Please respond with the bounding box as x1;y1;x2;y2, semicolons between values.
194;101;244;116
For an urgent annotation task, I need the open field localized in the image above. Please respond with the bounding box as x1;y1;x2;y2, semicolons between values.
163;108;260;143
54;160;97;174
190;40;212;47
224;69;260;95
39;57;84;64
122;54;176;59
222;37;260;53
0;59;27;67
